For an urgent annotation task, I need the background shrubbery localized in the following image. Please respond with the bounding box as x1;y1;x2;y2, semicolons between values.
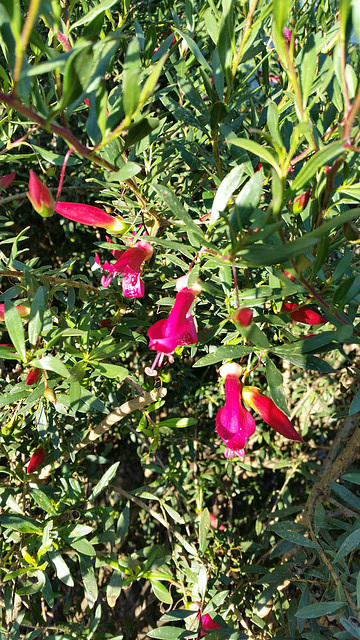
1;0;360;639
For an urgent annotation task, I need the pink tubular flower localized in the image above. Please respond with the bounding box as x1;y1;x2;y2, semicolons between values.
95;240;153;298
55;202;129;232
0;171;16;189
216;363;256;458
25;368;41;386
232;307;253;327
146;279;199;376
0;303;30;321
209;512;226;531
28;171;54;217
242;386;303;442
281;301;327;325
27;446;46;473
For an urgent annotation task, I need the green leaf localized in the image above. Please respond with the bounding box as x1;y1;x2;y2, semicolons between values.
5;299;26;362
335;528;360;560
106;570;122;608
160;610;195;622
79;554;98;608
266;357;289;416
228;138;281;174
116;503;130;540
70;539;96;557
88;462;120;501
151;579;173;605
273;528;319;548
162;503;184;524
297;33;318;106
32;355;69;378
289;142;344;194
267;101;283;149
209;164;244;226
30;488;57;516
152;183;204;239
69;0;119;30
148;627;197;639
194;345;254;367
0;514;42;534
199;508;211;554
92;362;128;380
238;207;360;266
349;389;360;415
48;548;74;587
28;286;44;346
329;481;360;511
58;43;94;111
174;28;212;72
295;601;346;618
123;37;141;118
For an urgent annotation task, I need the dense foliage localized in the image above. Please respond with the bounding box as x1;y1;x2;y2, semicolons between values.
0;0;360;639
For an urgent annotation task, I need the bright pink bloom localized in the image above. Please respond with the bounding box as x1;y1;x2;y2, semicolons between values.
55;202;129;232
28;171;54;217
196;612;223;637
27;446;46;473
146;284;198;375
216;364;256;458
0;303;30;321
95;240;153;298
0;171;16;189
281;302;327;325
242;386;303;442
232;307;253;327
25;368;41;386
209;513;226;531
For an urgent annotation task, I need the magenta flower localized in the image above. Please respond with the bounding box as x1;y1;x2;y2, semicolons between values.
95;240;153;298
216;363;256;458
284;27;292;45
55;202;129;232
146;279;200;376
216;364;303;458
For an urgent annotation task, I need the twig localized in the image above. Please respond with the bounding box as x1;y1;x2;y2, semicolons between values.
38;387;167;480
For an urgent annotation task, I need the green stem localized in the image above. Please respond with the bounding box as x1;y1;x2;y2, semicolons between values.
12;0;42;94
228;0;258;95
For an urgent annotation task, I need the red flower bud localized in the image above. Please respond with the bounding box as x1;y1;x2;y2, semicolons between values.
232;307;253;327
0;171;16;189
28;171;55;217
292;189;312;214
25;368;41;385
27;446;46;473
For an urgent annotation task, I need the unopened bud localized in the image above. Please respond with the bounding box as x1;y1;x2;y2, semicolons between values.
25;368;41;385
27;446;46;473
291;189;312;214
43;387;56;403
232;307;253;327
28;171;55;217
